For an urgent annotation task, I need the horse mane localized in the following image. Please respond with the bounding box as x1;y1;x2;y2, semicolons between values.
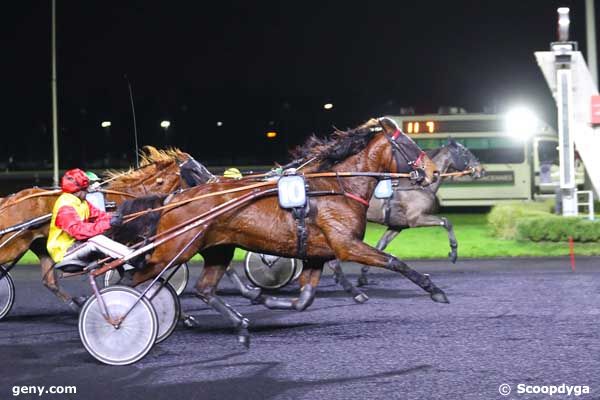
426;147;445;159
289;119;380;171
104;146;187;182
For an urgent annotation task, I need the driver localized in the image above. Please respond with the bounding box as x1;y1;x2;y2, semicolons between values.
47;168;131;268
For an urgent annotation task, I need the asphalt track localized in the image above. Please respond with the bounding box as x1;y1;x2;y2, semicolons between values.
0;258;599;400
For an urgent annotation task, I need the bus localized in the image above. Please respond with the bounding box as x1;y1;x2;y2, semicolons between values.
390;110;585;207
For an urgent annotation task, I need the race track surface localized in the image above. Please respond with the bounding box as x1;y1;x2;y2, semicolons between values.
1;258;599;400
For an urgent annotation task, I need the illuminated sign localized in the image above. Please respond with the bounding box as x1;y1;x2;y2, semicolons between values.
402;119;505;134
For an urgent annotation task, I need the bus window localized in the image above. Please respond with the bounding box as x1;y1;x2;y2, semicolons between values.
415;137;525;164
537;140;559;165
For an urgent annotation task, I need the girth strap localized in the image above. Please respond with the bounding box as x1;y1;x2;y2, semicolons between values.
291;205;309;259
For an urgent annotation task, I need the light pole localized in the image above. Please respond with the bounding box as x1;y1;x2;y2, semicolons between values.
51;0;59;186
160;120;171;146
586;0;598;86
101;121;111;166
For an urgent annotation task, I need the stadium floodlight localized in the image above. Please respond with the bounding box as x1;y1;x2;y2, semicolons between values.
160;120;171;128
323;103;333;110
504;106;539;139
558;7;570;42
101;121;111;128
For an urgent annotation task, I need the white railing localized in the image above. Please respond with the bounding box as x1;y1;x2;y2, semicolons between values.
576;190;595;220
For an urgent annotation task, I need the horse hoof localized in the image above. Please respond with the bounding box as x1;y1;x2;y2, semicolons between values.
448;251;458;264
245;285;262;301
183;315;200;328
353;293;369;304
430;289;450;304
66;300;81;313
237;323;250;349
72;296;88;307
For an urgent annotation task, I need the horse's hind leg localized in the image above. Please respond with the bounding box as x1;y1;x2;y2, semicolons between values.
196;247;250;347
357;228;400;287
31;239;83;311
327;259;369;304
255;260;322;311
225;267;262;301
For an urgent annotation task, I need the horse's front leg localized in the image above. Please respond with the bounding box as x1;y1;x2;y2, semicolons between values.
31;240;83;311
326;233;449;304
440;217;458;264
410;215;458;264
194;246;251;347
357;228;400;287
255;260;322;311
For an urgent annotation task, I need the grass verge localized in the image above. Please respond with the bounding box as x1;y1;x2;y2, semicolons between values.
16;213;600;265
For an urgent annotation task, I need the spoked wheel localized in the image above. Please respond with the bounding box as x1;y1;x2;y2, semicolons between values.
78;286;158;366
0;267;15;320
244;252;297;290
135;278;180;344
104;263;189;296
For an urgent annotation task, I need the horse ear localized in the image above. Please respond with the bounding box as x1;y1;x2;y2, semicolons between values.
447;137;456;146
141;145;161;159
377;117;400;134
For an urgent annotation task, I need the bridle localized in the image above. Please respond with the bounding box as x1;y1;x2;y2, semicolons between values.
379;119;428;182
448;143;472;172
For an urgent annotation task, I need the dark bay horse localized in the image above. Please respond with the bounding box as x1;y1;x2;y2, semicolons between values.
130;117;446;345
328;139;484;301
0;146;213;311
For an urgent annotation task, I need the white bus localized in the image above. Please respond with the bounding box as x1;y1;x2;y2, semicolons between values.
390;110;585;207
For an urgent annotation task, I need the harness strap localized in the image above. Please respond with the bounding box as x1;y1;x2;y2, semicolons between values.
343;192;370;207
383;197;392;226
291;206;309;259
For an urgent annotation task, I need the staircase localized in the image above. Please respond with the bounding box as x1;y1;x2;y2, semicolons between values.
535;51;600;197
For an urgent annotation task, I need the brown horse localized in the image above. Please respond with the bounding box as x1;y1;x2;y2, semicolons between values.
130;117;446;345
0;146;213;311
328;139;485;301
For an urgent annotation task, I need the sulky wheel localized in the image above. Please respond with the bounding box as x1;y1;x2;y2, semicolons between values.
78;286;158;366
104;263;189;296
244;252;297;290
292;259;304;281
135;278;180;344
0;267;15;320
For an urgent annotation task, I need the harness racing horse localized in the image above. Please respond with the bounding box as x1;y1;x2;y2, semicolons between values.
128;117;446;346
328;139;484;301
0;146;213;315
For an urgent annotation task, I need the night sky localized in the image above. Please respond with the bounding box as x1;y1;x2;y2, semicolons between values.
1;0;596;169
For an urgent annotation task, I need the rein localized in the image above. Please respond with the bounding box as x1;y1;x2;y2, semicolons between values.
0;190;61;213
99;189;137;198
122;170;417;222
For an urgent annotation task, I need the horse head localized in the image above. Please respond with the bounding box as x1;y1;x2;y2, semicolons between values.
446;138;485;179
106;146;213;195
374;117;438;185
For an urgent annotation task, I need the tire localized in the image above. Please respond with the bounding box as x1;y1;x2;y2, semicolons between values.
244;252;296;290
78;286;158;366
292;259;304;281
0;267;15;320
135;279;180;344
163;263;189;296
104;263;189;296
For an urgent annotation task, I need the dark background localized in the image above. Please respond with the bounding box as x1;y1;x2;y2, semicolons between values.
0;0;595;169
